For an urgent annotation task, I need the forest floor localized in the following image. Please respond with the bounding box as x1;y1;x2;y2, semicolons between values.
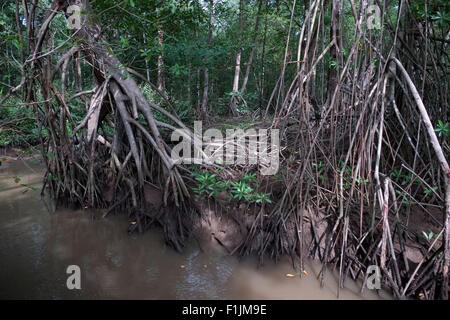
204;114;272;132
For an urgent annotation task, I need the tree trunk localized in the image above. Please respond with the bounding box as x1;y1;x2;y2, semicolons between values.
197;66;201;115
157;23;165;91
41;0;193;249
240;0;263;96
258;0;268;110
200;0;213;121
143;32;151;82
325;0;339;105
230;0;244;113
187;63;192;106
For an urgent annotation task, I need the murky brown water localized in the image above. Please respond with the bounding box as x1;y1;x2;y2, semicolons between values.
0;157;391;299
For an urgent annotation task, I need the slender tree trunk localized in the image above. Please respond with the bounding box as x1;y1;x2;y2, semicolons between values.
195;29;201;115
157;24;165;91
240;0;263;96
274;0;296;114
232;0;243;94
326;0;339;105
75;50;82;91
200;0;213;120
230;0;244;112
143;32;150;82
258;0;268;110
187;63;192;106
15;0;26;99
196;67;201;114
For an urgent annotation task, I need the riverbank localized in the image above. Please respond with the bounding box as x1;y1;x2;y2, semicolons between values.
0;151;393;299
2;146;446;299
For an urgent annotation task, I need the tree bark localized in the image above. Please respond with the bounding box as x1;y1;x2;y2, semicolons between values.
157;23;165;91
200;0;213;120
143;32;151;82
230;0;244;113
49;0;188;194
195;29;201;115
258;0;268;110
240;0;263;96
325;0;339;106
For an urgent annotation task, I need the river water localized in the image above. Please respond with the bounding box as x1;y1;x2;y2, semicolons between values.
0;157;391;299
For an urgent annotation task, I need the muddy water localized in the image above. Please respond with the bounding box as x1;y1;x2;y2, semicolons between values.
0;157;391;299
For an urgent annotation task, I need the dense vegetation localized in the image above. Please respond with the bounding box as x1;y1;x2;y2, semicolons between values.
0;0;448;300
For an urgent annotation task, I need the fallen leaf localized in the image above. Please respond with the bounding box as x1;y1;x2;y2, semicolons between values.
285;273;296;278
180;265;185;269
203;265;208;268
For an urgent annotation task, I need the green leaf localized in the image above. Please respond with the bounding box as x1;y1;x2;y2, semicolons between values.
12;39;21;50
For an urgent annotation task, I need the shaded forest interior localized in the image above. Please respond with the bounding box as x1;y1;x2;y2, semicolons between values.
0;0;449;299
